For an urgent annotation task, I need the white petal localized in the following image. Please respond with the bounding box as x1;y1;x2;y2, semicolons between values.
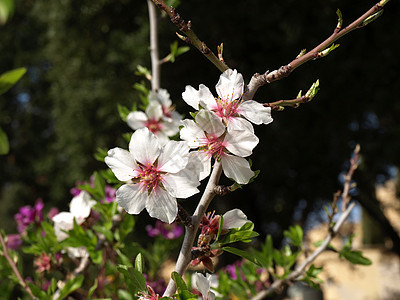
116;184;147;215
160;118;179;136
180;119;207;148
67;247;89;258
145;189;177;223
187;151;211;181
193;273;212;299
221;154;254;184
224;130;259;157
222;209;249;230
126;111;147;130
52;212;74;241
238;100;273;125
227;117;254;133
162;171;200;199
145;101;163;120
195;109;225;137
153;132;170;146
182;84;215;110
105;147;139;181
216;69;244;101
129;128;161;166
156;89;172;107
158;141;189;173
70;191;95;223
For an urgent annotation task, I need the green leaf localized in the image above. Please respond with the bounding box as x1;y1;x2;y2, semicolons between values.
0;127;9;155
27;283;47;299
222;246;262;266
171;271;188;292
117;265;147;295
340;250;372;265
117;289;134;300
88;279;98;297
58;275;84;300
135;253;144;273
214;215;224;243
118;104;131;122
94;147;108;162
119;214;135;241
93;171;106;199
0;68;26;95
216;222;259;246
283;225;303;247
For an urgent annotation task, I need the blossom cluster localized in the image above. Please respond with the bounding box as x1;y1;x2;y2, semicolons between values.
105;69;273;224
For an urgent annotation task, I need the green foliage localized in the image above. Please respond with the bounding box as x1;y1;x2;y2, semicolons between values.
171;272;197;300
57;275;85;300
215;222;259;246
117;265;147;296
0;67;26;95
0;127;9;155
283;225;303;248
301;264;324;289
339;235;372;265
0;0;14;25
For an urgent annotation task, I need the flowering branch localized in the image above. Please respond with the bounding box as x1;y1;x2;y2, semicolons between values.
244;0;390;100
163;161;223;297
0;232;37;299
251;201;357;300
147;0;161;91
151;0;229;72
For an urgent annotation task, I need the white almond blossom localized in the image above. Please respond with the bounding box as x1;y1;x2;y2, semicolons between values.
126;89;181;145
105;127;200;223
52;191;96;258
180;109;258;184
222;208;250;230
182;69;273;133
192;273;216;300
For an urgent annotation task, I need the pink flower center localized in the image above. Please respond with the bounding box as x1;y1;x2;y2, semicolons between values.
145;118;162;134
214;97;242;123
201;134;226;160
137;164;162;194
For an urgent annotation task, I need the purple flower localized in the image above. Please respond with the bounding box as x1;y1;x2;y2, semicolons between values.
14;198;44;233
105;186;116;203
146;220;183;240
47;207;59;220
6;234;22;250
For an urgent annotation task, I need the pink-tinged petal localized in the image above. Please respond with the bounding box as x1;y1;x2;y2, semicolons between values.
145;101;163;120
129;128;161;166
105;147;140;181
126;111;147;130
180;119;207;148
188;151;211;181
227;117;254;133
222;209;249;230
116;184;146;215
162;171;200;199
224;130;259;157
182;84;215;110
145;189;177;223
195;109;225;137
216;69;244;101
238;100;273;125
158;140;189;173
160;118;179;136
221;154;254;184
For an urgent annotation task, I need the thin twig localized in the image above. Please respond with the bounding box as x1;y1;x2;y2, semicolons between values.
251;201;357;300
0;232;37;299
342;144;360;211
244;0;390;100
151;0;229;72
163;161;223;297
147;0;161;91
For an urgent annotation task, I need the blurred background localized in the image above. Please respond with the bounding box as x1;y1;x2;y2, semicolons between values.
1;0;400;270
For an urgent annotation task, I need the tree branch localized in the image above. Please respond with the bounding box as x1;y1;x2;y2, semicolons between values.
151;0;229;73
163;161;223;297
251;201;357;300
0;232;37;299
244;0;391;100
147;0;161;91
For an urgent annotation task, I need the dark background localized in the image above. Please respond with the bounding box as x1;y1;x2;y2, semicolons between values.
1;0;399;250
